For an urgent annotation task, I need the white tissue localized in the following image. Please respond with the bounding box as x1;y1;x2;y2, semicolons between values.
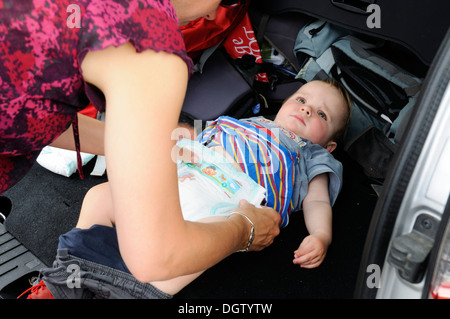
36;146;95;177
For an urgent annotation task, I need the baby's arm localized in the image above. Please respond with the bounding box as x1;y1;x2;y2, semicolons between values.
293;173;332;268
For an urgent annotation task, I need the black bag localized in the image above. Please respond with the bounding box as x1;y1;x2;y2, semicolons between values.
181;50;259;121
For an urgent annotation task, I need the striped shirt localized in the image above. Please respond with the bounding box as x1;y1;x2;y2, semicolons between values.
199;116;299;227
199;116;343;228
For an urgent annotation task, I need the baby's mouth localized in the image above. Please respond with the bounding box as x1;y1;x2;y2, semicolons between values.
292;115;305;126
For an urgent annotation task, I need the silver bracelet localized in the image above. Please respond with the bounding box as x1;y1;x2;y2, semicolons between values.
229;212;255;252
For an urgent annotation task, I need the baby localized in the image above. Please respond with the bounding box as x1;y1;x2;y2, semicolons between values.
189;78;352;268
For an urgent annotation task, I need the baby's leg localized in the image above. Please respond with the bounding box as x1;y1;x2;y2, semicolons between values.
77;182;114;229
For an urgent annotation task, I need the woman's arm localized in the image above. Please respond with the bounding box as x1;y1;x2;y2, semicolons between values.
81;43;280;283
50;113;105;156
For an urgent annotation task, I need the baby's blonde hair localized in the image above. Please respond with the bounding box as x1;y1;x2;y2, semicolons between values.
319;78;352;143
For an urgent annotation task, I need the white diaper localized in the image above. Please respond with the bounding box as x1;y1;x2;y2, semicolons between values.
176;139;266;222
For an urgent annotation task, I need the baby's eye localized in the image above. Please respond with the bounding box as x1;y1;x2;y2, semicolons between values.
318;111;327;120
296;97;306;104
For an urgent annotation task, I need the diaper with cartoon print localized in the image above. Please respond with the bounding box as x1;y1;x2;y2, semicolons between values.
176;139;266;221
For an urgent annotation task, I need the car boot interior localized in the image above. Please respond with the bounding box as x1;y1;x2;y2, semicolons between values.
1;0;447;299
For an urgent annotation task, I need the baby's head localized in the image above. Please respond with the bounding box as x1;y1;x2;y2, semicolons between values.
274;79;352;152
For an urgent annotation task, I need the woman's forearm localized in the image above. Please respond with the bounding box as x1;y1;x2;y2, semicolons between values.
50;113;105;155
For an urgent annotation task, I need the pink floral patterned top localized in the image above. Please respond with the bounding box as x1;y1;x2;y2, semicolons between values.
0;0;193;193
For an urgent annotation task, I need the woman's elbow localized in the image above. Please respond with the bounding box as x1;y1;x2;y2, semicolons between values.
125;259;169;283
122;248;177;283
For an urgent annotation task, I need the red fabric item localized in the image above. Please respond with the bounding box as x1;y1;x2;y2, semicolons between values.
181;2;267;83
181;3;250;57
79;103;98;118
17;280;54;299
223;13;268;82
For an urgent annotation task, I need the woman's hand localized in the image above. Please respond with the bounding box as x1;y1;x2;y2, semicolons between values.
230;199;281;252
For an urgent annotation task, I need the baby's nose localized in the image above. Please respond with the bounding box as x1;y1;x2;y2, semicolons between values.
301;106;311;116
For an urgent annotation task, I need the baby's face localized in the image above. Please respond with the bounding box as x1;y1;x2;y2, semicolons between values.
274;81;347;151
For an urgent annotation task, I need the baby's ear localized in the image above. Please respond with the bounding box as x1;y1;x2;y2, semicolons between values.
325;141;337;153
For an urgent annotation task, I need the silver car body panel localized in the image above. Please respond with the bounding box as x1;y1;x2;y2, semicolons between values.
377;81;450;298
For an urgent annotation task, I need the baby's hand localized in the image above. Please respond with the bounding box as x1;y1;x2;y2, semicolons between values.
293;233;329;269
